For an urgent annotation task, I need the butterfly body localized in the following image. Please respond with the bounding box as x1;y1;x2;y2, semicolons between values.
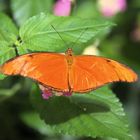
0;48;137;95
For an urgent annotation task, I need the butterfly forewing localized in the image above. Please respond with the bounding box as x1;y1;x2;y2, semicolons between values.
70;55;137;93
1;53;69;91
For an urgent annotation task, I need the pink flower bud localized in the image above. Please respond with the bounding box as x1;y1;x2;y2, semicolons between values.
42;92;52;100
98;0;127;17
39;84;72;99
39;85;53;100
53;0;72;16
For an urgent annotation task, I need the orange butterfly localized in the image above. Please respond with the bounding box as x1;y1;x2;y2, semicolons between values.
0;48;137;99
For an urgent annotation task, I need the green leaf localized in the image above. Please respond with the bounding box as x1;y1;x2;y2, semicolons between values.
0;13;17;78
0;12;18;46
0;45;16;65
31;85;133;140
0;45;16;78
0;13;18;79
18;13;114;54
11;0;53;26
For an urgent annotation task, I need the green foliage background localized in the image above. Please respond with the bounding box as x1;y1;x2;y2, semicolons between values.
0;0;139;140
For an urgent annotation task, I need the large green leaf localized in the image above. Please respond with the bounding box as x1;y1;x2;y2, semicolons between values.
0;12;18;46
18;13;114;54
11;0;53;26
31;85;133;140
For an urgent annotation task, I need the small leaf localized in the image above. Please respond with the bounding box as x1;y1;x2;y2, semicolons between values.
31;85;133;140
0;45;16;65
19;13;114;54
0;13;17;77
0;13;17;74
0;12;18;46
0;45;16;78
11;0;53;26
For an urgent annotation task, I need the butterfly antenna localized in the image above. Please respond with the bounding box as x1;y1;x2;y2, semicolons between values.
13;36;23;56
13;44;19;56
14;46;19;56
71;27;88;48
51;25;67;46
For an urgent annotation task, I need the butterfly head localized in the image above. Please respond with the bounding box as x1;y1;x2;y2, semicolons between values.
65;48;73;56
